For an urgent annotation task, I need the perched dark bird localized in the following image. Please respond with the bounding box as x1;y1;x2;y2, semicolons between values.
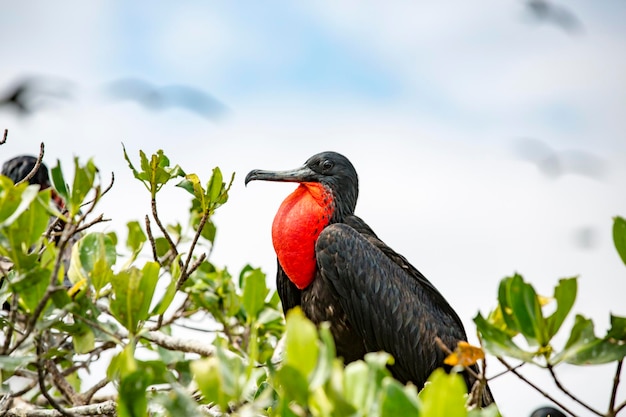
0;77;72;116
245;151;494;406
530;406;567;417
0;155;71;299
1;155;64;211
106;78;228;120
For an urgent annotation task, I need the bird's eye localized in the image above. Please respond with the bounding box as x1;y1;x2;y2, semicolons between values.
322;160;334;171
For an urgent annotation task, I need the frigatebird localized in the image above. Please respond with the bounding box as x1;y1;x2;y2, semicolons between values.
1;155;71;291
245;151;494;406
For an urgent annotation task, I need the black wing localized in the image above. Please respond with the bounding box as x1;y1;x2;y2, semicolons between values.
315;221;468;387
276;260;301;314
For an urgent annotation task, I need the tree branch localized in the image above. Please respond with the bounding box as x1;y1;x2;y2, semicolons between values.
16;143;45;186
497;357;579;417
35;336;75;417
141;330;215;357
547;364;602;416
2;400;117;417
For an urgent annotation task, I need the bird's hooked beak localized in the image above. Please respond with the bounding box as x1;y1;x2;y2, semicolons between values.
245;165;318;186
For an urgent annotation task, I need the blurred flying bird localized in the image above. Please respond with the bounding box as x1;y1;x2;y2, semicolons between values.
514;138;607;180
525;0;583;34
0;77;72;116
106;78;228;120
246;151;495;407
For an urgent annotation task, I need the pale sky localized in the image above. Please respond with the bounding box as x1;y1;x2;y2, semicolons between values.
1;2;626;415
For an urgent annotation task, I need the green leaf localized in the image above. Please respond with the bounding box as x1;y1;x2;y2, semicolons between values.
285;307;319;378
1;188;50;267
191;345;248;411
151;255;181;316
11;267;50;313
117;370;150;417
0;355;36;372
607;315;626;341
71;323;96;354
50;160;69;204
155;383;203;417
0;177;37;226
474;313;536;361
509;275;546;346
418;369;467;417
110;262;160;334
124;147;184;196
343;360;371;409
69;157;97;217
68;232;116;293
275;364;310;406
207;167;224;203
126;220;146;254
242;268;269;321
613;216;626;266
309;324;336;390
107;344;137;381
381;379;420;417
546;277;577;340
552;315;626;365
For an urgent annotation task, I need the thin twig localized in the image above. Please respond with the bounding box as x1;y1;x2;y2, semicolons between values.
141;330;215;357
151;198;178;259
46;359;80;406
547;364;602;416
16;143;45;186
145;215;158;262
73;214;110;234
178;209;211;290
35;336;75;417
1;293;19;354
434;336;481;381
1;129;7;145
78;378;110;405
488;361;525;380
3;400;117;417
611;359;624;415
498;357;579;417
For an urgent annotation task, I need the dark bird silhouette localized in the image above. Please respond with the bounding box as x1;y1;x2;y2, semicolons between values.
530;406;567;417
514;138;607;180
106;78;228;120
525;0;583;34
0;77;72;115
245;151;494;406
1;155;71;303
2;155;52;189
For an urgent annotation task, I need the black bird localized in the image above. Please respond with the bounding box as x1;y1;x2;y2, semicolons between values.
106;78;228;120
530;406;567;417
0;77;72;116
245;151;494;406
525;0;583;34
514;138;607;180
1;156;70;289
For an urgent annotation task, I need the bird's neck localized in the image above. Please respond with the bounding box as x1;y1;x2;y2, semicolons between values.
272;183;334;289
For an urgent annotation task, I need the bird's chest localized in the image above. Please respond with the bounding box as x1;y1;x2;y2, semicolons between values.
272;183;333;289
301;276;366;363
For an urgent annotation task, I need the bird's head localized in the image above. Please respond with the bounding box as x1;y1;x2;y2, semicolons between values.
245;151;359;221
1;155;51;189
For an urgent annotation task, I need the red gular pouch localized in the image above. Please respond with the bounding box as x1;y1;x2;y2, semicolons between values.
271;182;334;289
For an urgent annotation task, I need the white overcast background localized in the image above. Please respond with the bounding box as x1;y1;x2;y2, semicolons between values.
1;1;626;416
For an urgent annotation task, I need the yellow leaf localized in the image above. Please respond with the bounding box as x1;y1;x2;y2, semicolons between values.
444;341;485;367
538;294;553;307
